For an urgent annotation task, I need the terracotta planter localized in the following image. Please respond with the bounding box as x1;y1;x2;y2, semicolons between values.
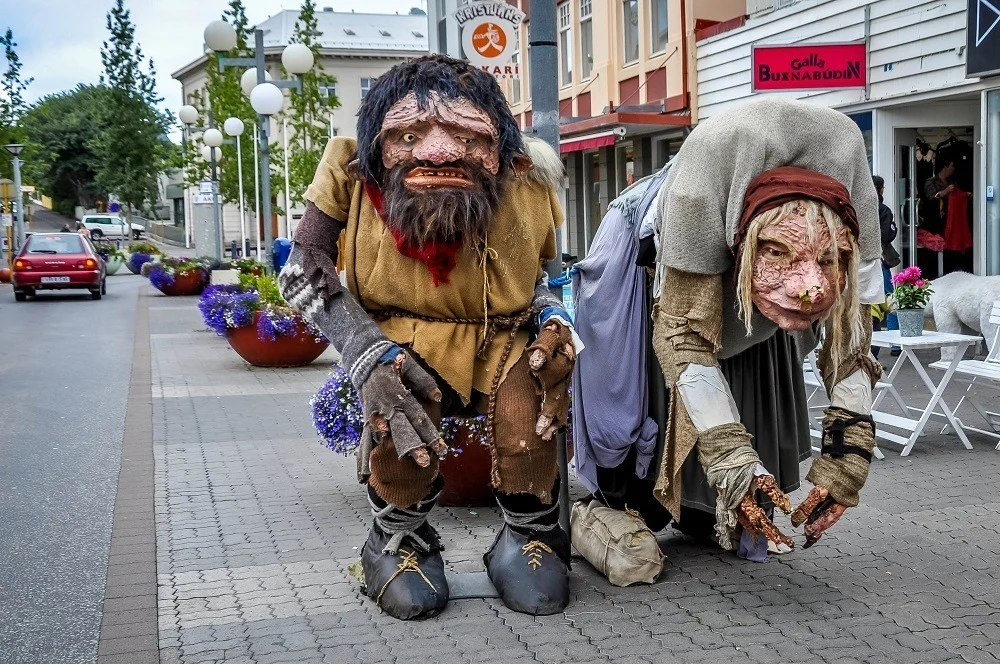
225;311;329;367
153;269;208;296
439;420;494;507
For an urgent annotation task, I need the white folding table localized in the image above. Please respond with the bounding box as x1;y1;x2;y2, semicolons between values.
870;330;981;456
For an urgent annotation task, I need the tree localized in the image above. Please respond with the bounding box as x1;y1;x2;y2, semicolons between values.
21;86;110;216
278;0;339;206
0;28;33;180
95;0;173;216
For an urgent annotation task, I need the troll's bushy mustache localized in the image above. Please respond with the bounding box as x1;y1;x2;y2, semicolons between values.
380;160;504;248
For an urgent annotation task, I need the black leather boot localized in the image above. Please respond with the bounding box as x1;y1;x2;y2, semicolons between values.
361;479;449;620
484;482;570;616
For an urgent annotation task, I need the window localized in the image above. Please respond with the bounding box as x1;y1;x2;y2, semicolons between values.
622;0;639;64
558;2;572;87
360;77;373;99
651;0;668;53
580;0;593;79
319;84;338;105
511;29;521;104
27;234;83;254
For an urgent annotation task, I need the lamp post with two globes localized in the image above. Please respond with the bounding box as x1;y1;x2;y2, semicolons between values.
202;20;314;269
178;106;226;261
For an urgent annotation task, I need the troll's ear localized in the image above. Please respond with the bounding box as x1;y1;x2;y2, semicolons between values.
512;153;534;178
346;159;363;182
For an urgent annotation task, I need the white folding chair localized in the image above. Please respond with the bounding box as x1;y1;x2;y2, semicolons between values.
932;300;1000;449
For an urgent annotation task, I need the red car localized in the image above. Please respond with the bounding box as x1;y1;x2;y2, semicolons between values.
11;232;107;301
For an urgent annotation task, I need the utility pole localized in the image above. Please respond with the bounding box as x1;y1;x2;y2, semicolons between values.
255;29;274;269
527;0;571;536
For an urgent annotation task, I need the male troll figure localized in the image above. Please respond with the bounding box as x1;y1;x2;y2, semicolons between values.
279;55;576;620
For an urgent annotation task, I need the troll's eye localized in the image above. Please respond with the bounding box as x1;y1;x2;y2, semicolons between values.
401;133;417;143
764;246;787;260
459;136;474;144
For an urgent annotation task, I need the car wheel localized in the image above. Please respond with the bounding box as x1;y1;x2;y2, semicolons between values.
14;291;26;302
101;279;107;295
91;288;102;300
132;230;141;240
91;229;103;240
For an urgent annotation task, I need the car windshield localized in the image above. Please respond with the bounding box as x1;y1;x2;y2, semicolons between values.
26;234;85;254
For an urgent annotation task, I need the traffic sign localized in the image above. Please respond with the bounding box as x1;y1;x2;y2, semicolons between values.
199;180;215;194
1;214;12;227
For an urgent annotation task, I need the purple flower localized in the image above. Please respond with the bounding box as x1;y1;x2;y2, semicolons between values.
311;365;365;454
129;253;153;272
198;285;260;335
148;265;176;290
256;308;300;341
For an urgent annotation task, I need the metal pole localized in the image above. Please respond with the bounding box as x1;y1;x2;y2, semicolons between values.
283;117;291;238
255;29;274;269
253;123;261;261
11;156;24;252
528;0;571;537
236;134;246;257
182;130;192;249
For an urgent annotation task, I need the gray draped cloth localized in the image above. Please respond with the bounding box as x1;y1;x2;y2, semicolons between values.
571;167;669;494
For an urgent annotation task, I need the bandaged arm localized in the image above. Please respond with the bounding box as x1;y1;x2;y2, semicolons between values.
807;304;882;507
280;203;397;391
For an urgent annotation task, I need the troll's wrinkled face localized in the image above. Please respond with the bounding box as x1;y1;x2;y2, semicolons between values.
750;204;852;330
379;91;502;247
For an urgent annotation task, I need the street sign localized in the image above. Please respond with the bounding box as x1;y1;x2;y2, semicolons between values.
20;185;35;193
453;0;525;80
751;42;867;92
199;180;215;194
193;193;215;205
968;0;1000;78
1;214;11;227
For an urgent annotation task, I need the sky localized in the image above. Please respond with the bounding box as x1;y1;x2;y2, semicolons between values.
6;0;426;116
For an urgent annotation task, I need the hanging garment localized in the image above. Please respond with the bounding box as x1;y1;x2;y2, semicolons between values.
944;189;973;253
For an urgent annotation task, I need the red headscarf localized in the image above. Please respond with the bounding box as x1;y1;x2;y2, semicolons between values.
732;166;859;251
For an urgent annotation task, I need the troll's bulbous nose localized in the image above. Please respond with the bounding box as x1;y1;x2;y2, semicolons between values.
785;261;830;306
411;126;465;165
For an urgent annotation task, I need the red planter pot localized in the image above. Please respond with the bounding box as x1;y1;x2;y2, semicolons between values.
439;420;494;507
154;269;208;296
225;311;329;367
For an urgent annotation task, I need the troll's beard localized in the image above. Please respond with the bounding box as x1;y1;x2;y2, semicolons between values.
380;160;504;248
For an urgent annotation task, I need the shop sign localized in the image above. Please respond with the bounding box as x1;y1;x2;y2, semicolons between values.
968;0;1000;78
453;0;525;80
751;43;867;92
192;193;215;205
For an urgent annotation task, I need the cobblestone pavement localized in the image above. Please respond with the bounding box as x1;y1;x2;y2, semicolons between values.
150;293;1000;664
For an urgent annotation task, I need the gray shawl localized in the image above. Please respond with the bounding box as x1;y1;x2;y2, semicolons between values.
655;97;881;275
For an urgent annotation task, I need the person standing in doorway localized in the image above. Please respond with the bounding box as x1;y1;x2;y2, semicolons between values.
872;175;899;357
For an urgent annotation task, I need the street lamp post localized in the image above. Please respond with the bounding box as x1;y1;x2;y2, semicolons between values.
203;21;312;270
223;117;247;257
4;143;26;253
178;107;226;261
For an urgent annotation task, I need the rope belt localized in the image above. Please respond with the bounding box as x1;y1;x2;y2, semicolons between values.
370;306;538;452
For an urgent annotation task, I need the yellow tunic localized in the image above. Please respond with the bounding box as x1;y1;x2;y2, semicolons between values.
305;137;563;402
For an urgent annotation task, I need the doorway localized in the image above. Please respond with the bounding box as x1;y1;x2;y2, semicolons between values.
894;126;975;280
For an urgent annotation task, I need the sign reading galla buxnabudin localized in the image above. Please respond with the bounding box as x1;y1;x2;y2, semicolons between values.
751;42;868;92
453;0;525;80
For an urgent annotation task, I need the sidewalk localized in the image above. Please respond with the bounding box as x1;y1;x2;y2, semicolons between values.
143;291;1000;664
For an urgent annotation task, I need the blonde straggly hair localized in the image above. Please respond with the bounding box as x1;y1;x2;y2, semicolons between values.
735;199;863;384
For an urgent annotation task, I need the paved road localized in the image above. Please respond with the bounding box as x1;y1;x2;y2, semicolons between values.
0;274;145;664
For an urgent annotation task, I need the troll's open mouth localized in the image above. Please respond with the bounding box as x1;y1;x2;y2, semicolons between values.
404;166;473;189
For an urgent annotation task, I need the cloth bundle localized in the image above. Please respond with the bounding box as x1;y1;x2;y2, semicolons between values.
570;500;665;587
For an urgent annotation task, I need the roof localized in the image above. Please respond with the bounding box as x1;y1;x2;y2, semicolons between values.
172;10;429;80
257;9;428;51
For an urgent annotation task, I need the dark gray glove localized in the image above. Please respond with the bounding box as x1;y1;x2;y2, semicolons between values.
361;351;447;467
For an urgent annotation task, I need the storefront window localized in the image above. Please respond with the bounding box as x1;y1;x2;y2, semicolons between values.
986;90;1000;274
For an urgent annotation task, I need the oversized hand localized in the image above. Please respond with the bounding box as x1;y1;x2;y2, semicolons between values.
360;352;447;467
790;486;849;548
527;322;576;440
735;474;794;549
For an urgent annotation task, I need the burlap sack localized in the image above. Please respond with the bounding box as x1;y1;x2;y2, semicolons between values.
570;501;665;587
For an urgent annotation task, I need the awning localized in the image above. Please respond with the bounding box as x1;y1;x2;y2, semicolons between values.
560;130;617;154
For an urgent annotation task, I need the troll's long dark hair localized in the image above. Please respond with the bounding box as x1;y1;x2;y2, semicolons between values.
355;54;525;185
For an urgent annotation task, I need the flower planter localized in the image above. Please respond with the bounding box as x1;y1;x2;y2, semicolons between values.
225;311;328;367
126;253;157;274
896;309;925;337
104;255;124;275
439;419;494;507
153;269;208;296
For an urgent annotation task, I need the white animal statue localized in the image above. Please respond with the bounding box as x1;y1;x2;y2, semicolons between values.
925;272;1000;361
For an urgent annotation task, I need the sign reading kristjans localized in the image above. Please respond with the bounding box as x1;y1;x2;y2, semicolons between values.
453;0;525;80
752;43;868;92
